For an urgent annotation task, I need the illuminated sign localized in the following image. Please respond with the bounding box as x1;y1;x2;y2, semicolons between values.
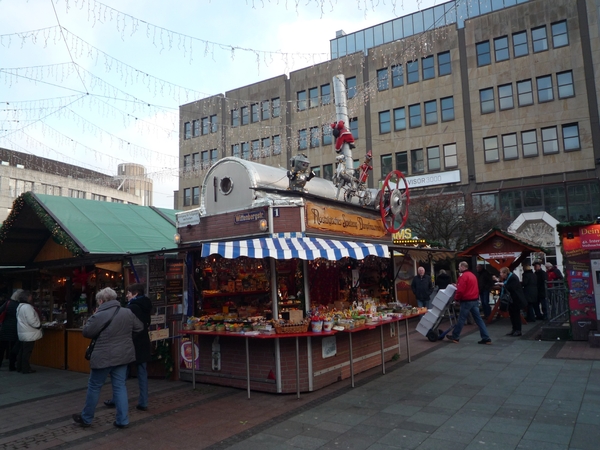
580;225;600;249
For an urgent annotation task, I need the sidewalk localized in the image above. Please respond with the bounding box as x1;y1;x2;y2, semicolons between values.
0;318;599;449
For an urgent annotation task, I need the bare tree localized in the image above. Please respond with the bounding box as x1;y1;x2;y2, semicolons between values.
405;193;504;251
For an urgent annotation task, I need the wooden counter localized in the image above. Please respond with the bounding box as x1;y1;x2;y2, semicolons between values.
30;327;66;369
66;329;91;374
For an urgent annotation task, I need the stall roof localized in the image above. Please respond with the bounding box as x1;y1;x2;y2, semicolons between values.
0;193;178;265
390;245;456;263
201;236;389;261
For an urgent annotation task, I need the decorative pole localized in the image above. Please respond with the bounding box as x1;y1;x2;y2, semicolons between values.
332;74;354;178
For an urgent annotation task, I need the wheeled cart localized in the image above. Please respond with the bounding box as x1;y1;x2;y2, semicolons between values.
416;285;457;342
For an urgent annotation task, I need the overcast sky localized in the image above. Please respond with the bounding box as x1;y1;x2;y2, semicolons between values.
0;0;438;208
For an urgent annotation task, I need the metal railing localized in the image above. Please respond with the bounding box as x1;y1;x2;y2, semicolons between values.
546;281;568;325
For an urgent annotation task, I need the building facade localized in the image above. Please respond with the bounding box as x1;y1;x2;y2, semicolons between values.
0;148;152;223
178;0;600;225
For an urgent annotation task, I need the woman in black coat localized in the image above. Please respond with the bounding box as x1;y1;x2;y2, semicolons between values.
500;267;528;336
0;295;20;371
521;265;538;323
435;270;451;289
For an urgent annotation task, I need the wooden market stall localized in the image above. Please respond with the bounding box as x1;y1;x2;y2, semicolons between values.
0;192;180;373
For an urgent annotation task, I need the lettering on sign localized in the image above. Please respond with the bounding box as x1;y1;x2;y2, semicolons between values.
404;169;461;188
151;314;166;325
580;225;600;249
176;210;200;228
305;201;386;238
149;328;170;342
234;210;265;224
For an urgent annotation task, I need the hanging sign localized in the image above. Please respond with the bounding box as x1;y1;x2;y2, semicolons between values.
580;225;600;249
305;201;386;238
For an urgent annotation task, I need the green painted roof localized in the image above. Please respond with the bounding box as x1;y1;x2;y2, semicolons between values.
35;194;178;254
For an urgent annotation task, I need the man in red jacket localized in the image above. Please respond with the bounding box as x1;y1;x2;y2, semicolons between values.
446;261;492;345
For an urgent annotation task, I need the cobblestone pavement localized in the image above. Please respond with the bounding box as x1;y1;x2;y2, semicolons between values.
1;318;599;449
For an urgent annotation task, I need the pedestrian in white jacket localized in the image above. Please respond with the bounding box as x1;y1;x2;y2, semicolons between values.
15;289;42;373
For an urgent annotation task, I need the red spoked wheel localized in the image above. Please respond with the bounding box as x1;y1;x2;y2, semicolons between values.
379;170;410;233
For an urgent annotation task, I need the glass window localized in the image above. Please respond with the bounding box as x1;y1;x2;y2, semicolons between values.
522;130;538;157
480;88;495;114
323;164;333;181
498;83;514;110
484;136;499;162
409;104;421;128
250;140;259;159
541;126;559;154
242;142;249;159
184;122;191;139
523;188;543;210
183;154;191;170
232;143;240;157
441;96;454;121
500;190;523;221
476;41;491;66
350;118;358;139
411;149;424;173
321;84;331;105
512;31;528;57
310;126;319;147
544;185;567;221
424;100;437;125
346;77;357;99
394;107;406;131
377;69;389;91
562;123;580;151
261;101;270;120
201;151;209;168
297;91;307;111
192;119;200;137
322;124;332;145
379;111;391;134
183;188;191;207
192;152;200;169
551;20;569;48
311;166;321;178
202;117;209;134
422;55;434;80
251;104;259;123
272;98;280;117
262;137;271;156
517;79;533;106
241;106;249;125
444;143;457;168
231;109;239;127
537;75;554;102
502;133;518;160
298;129;307;150
210;115;217;133
381;154;392;179
192;186;200;205
407;60;419;83
395;151;408;173
557;71;574;98
309;87;319;108
532;26;548;52
494;36;509;62
427;146;441;171
273;135;281;155
438;51;451;76
392;65;403;87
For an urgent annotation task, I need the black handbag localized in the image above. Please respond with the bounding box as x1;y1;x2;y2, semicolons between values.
85;307;120;361
499;290;512;312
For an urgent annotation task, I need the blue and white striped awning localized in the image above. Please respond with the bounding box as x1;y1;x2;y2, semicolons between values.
201;237;389;261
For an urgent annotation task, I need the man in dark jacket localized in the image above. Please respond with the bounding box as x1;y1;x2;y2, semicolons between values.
105;283;153;411
476;264;494;319
411;267;433;308
521;265;538;322
533;261;548;320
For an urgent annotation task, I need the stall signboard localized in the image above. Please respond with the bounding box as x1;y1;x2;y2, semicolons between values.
165;259;184;305
305;201;386;238
149;328;170;342
149;256;166;306
562;231;597;327
180;338;200;370
580;225;600;250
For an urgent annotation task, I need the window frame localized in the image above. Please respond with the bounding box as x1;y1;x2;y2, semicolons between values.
536;75;554;103
192;186;200;206
346;77;357;99
443;143;457;168
424;100;437;125
408;103;421;128
557;70;575;99
562;123;581;152
381;154;393;180
395;151;408;174
407;60;419;84
476;41;491;66
391;64;404;87
297;90;307;111
551;20;569;48
498;83;514;110
440;96;454;122
184;122;191;139
411;149;424;174
512;31;529;58
393;107;406;131
309;87;319;108
517;79;533;106
261;100;270;120
183;188;191;207
322;124;332;145
422;55;435;80
437;51;451;76
298;129;307;150
201;117;209;134
502;133;519;160
480;88;495;114
241;106;249;125
272;98;281;117
379;110;391;134
427;145;441;171
494;36;509;62
377;68;389;91
521;130;539;157
541;126;559;155
231;109;239;127
484;136;500;163
309;126;320;148
210;114;217;133
321;84;331;105
250;104;259;123
192;119;200;137
531;25;548;53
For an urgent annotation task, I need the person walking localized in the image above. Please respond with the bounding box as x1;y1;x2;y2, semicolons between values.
0;293;19;371
72;287;143;429
499;267;528;336
476;264;494;319
411;267;433;308
104;283;152;412
15;290;43;374
521;265;538;322
533;261;548;320
446;261;492;345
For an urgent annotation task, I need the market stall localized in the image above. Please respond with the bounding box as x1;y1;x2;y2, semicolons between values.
176;157;424;394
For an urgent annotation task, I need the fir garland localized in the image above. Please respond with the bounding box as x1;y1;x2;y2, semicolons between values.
0;193;83;256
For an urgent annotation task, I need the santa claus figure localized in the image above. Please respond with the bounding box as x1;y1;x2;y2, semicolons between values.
331;120;355;153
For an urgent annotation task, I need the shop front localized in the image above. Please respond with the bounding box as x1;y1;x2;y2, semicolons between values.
176;157;425;394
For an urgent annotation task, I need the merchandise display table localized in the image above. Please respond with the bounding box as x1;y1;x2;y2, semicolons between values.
182;329;336;399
